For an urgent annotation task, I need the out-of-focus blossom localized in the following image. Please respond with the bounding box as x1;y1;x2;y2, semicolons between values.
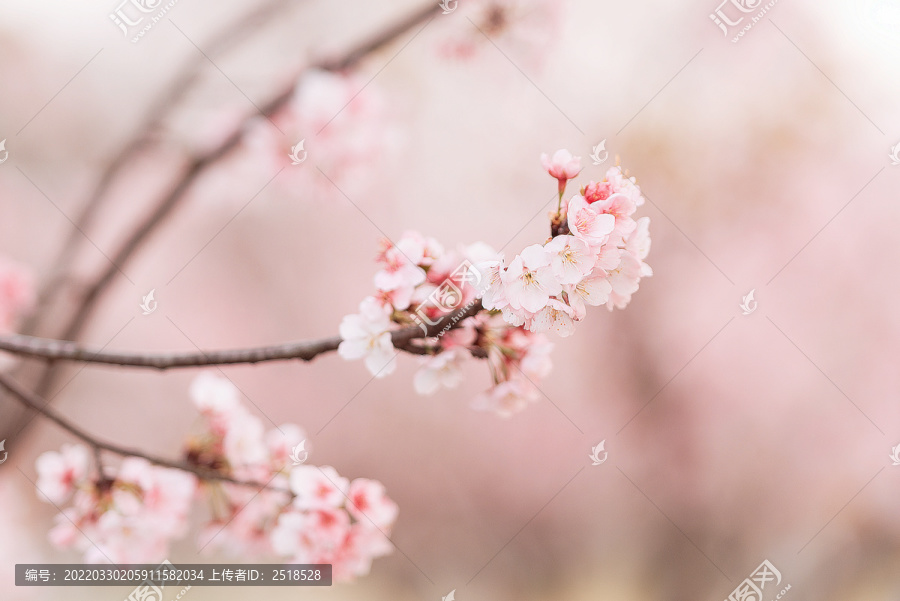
244;69;399;196
338;296;397;377
38;446;197;564
35;444;90;505
413;347;468;394
0;257;34;333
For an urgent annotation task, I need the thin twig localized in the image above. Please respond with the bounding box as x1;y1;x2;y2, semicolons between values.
0;370;281;490
30;1;441;403
0;301;485;369
20;0;298;337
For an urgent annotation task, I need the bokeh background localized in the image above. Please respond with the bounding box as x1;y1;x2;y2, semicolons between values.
1;0;899;599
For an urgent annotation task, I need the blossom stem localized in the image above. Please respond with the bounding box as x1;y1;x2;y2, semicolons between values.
0;370;285;490
0;300;484;370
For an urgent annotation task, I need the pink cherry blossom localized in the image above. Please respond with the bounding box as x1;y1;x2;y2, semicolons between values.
266;423;307;470
472;379;537;418
413;347;468;395
479;258;509;311
566;273;613;320
627;216;653;277
114;457;197;538
0;256;34;332
223;412;269;474
40;452;196;563
35;443;90;505
605;251;644;310
502;244;562;313
566;195;616;247
346;478;399;528
190;371;242;424
527;298;576;337
290;465;349;511
585;185;638;244
542;149;582;195
544;234;596;285
374;234;429;310
245;69;398;198
338;297;397;377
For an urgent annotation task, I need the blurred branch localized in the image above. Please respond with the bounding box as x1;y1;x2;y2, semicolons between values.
21;0;297;337
0;300;485;369
29;2;441;401
0;370;285;490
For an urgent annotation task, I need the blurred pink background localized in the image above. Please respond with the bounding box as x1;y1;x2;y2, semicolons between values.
1;0;899;599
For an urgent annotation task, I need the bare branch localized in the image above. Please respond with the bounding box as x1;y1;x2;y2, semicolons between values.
21;0;298;337
0;300;485;369
29;2;440;403
0;370;282;490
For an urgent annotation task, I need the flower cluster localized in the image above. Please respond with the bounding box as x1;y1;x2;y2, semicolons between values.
34;375;398;581
483;150;652;335
337;232;557;416
186;374;397;582
36;444;196;563
337;150;650;416
246;69;397;194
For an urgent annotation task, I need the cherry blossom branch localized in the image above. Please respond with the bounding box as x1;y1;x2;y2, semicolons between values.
0;300;485;369
21;0;296;337
28;2;440;402
0;370;282;490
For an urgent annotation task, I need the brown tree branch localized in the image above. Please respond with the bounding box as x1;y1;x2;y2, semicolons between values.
20;0;298;337
0;370;282;490
29;1;441;403
0;300;485;369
